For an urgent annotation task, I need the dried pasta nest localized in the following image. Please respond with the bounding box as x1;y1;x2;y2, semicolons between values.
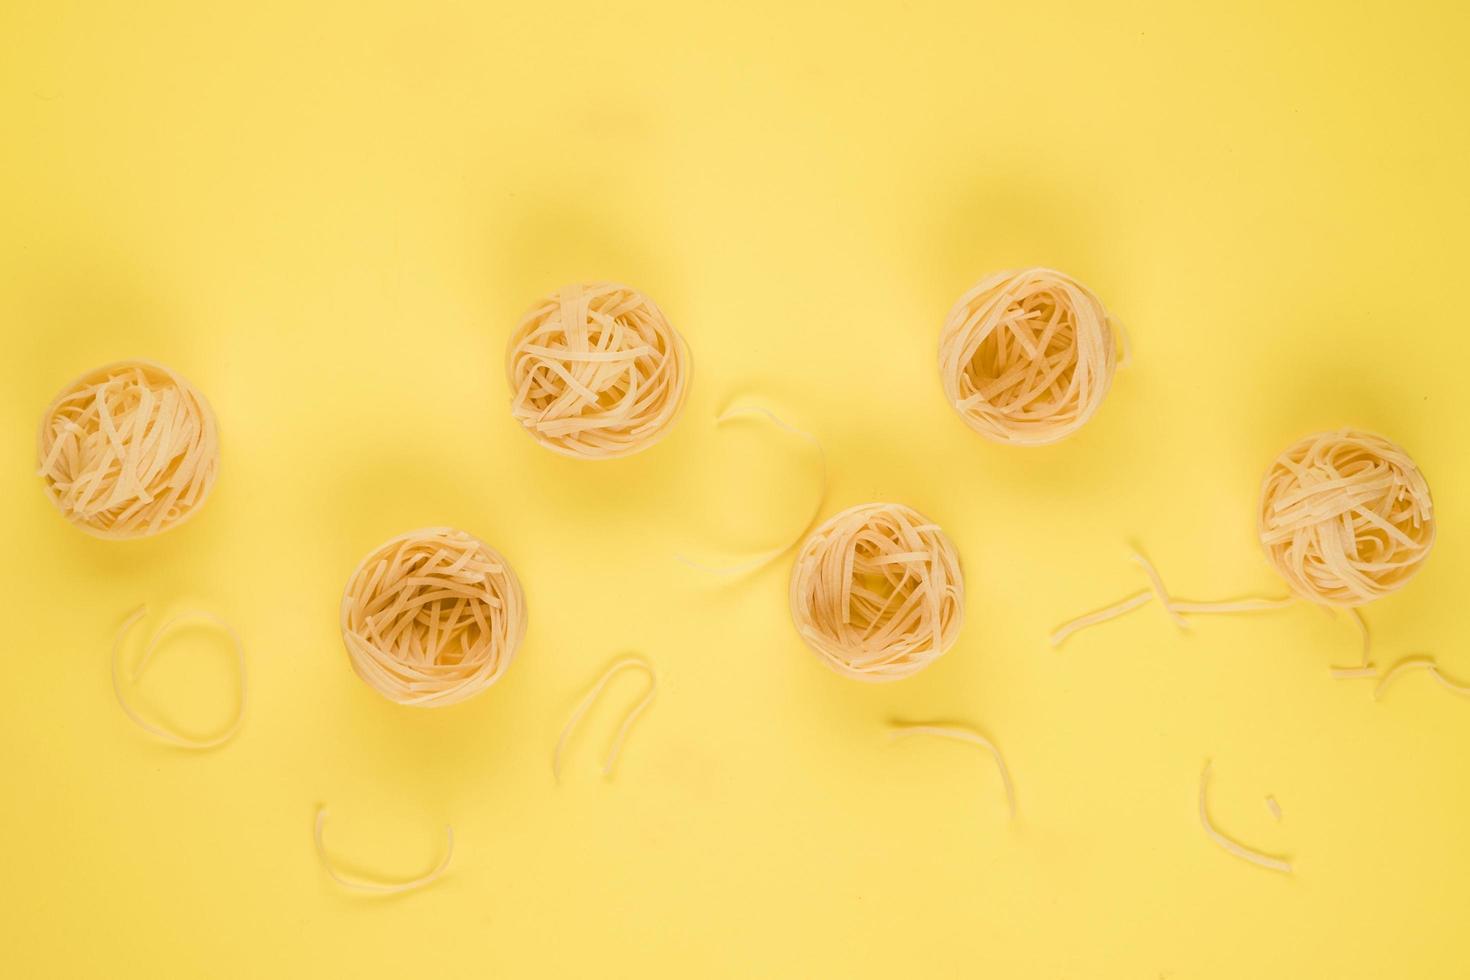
506;282;691;459
37;360;220;539
938;267;1121;446
1259;430;1434;607
789;502;965;681
340;527;527;707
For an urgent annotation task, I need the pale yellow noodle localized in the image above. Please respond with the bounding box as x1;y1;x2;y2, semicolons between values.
1050;552;1291;648
1430;666;1470;697
790;503;964;682
313;808;453;895
938;267;1124;446
111;606;246;750
340;527;526;707
1259;430;1434;607
890;724;1015;819
675;404;826;575
1130;551;1188;628
1373;656;1435;700
37;360;220;538
1049;590;1153;647
1198;762;1292;874
505;283;691;459
1265;796;1282;821
553;657;657;780
1329;607;1374;674
1374;656;1470;701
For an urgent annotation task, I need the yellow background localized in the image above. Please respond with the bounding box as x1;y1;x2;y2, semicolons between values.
3;1;1469;976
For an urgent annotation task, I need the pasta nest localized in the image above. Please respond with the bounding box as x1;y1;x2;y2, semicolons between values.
938;267;1120;446
37;360;220;539
789;503;965;681
506;282;691;459
341;528;527;706
1259;430;1434;607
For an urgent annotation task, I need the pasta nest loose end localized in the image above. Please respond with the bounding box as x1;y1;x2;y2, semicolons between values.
340;527;527;707
1259;430;1434;607
938;268;1122;446
37;359;220;539
789;502;964;682
506;282;691;460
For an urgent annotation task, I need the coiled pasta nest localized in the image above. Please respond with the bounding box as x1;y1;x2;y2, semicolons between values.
938;268;1121;446
1259;430;1434;607
506;282;691;459
37;360;220;539
789;503;965;681
341;528;527;706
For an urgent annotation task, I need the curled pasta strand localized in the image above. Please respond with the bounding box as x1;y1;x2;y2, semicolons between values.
1374;656;1470;702
676;403;826;576
553;657;657;781
111;606;246;750
889;723;1015;819
1198;762;1291;874
313;808;453;896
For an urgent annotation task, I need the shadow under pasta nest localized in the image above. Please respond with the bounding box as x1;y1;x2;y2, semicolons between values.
909;167;1115;334
472;195;680;333
13;243;200;397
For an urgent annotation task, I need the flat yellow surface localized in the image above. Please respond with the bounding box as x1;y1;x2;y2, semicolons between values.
3;1;1469;976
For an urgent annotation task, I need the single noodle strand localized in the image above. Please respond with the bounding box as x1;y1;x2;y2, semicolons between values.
938;268;1123;446
675;404;826;575
889;724;1015;819
1198;762;1292;874
1374;656;1470;701
111;606;246;750
553;657;657;781
313;808;453;895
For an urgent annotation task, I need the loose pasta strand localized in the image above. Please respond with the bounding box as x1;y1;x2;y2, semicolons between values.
1049;590;1153;646
1051;551;1291;648
111;606;246;750
1198;762;1292;874
313;808;453;895
675;404;826;576
889;724;1015;819
1374;656;1470;701
1329;607;1374;676
553;657;657;781
1129;551;1188;628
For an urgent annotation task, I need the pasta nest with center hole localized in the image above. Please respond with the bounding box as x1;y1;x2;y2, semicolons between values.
506;282;691;459
340;527;527;707
789;502;965;682
36;359;220;539
938;267;1121;446
1259;430;1434;607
